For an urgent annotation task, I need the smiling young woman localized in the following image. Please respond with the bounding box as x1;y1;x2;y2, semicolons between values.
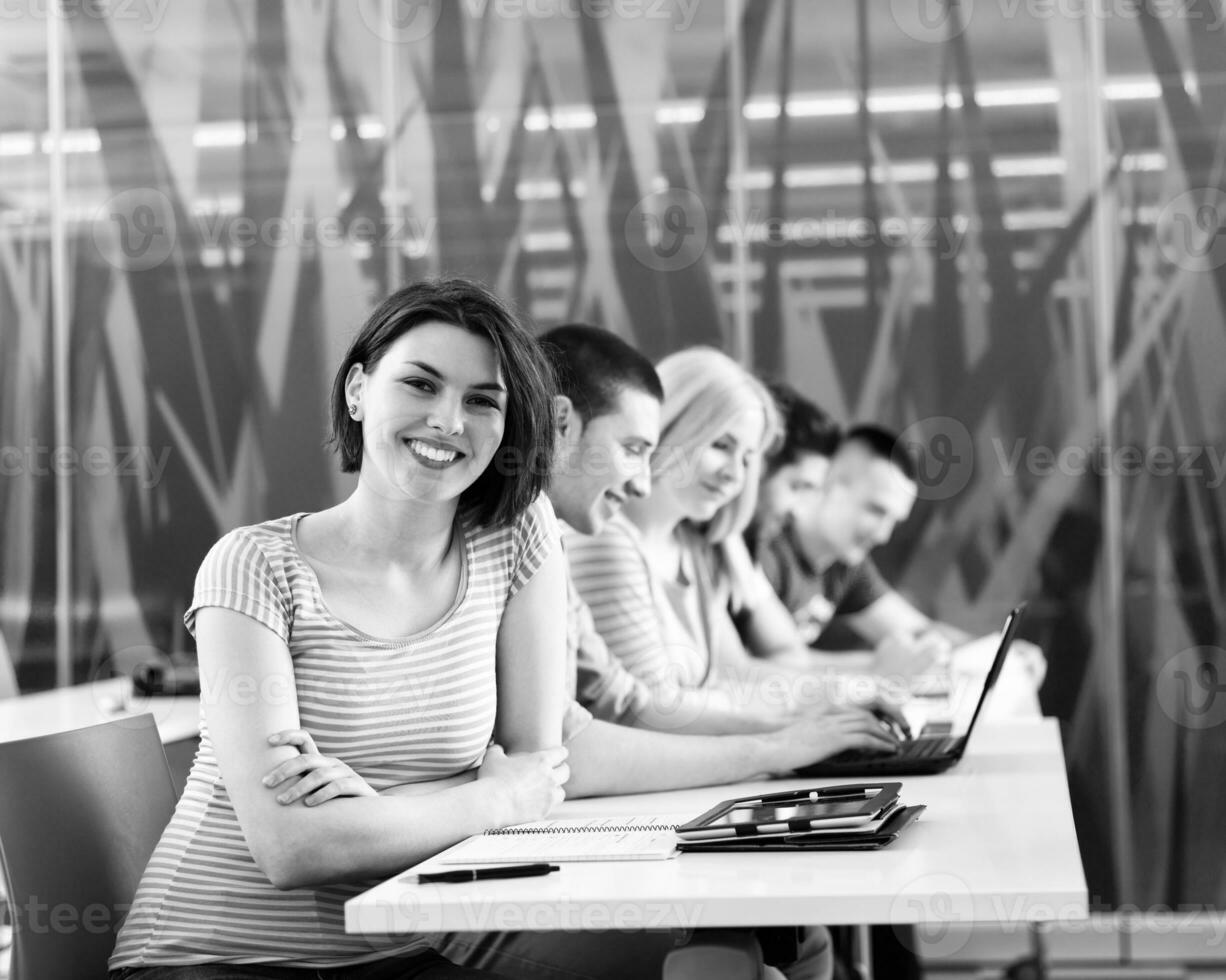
109;279;569;980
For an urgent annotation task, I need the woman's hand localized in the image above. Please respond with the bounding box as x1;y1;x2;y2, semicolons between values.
766;706;902;775
261;729;377;807
477;743;569;826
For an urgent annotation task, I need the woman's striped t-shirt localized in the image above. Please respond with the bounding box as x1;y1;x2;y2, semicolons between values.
565;514;743;691
110;496;556;969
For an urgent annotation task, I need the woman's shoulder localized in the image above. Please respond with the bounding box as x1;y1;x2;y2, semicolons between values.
517;493;558;536
210;513;301;553
465;494;558;547
198;514;306;578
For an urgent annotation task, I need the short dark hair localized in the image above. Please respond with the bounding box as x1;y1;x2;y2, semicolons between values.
329;278;555;528
841;423;918;482
539;324;663;421
764;381;842;476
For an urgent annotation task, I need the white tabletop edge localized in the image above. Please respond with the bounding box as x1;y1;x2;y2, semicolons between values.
346;718;1089;934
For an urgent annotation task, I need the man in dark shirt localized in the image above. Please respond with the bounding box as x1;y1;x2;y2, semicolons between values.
749;386;966;680
752;386;1044;686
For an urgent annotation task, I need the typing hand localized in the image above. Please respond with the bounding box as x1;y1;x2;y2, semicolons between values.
262;729;377;806
771;706;901;774
478;743;569;825
866;699;912;741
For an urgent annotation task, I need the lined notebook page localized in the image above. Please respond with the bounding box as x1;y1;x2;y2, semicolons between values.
438;815;686;863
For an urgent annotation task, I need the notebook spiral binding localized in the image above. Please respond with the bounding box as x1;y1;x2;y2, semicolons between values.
486;821;679;835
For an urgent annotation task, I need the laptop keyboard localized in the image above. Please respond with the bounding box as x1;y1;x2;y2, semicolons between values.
827;736;960;765
905;737;956;758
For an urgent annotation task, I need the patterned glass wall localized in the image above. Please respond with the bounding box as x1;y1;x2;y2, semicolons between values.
1100;1;1226;910
58;3;388;680
0;9;52;680
2;0;1225;910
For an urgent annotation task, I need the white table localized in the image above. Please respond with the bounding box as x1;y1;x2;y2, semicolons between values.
345;719;1087;935
0;677;199;745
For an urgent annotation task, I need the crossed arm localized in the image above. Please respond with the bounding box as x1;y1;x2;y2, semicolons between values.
197;544;571;891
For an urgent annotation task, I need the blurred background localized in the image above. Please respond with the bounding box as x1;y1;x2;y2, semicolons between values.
1;0;1225;928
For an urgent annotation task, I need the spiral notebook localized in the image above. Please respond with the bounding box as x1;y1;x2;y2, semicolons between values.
438;815;684;863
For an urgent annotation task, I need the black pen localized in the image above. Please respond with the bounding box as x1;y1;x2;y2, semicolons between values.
416;863;560;884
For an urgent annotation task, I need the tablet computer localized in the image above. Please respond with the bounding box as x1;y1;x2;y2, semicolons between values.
675;782;902;841
677;804;925;852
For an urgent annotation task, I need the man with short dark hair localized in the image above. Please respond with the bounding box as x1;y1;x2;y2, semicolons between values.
752;417;956;679
754;391;1044;686
747;382;840;560
432;326;849;980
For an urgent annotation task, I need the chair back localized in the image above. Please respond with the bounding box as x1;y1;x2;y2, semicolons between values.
0;714;176;980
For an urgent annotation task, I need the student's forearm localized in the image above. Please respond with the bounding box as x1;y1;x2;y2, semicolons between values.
930;620;973;646
626;685;793;735
379;769;478;797
252;777;514;890
564;720;776;796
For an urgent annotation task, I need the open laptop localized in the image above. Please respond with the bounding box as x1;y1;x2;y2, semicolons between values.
795;603;1027;777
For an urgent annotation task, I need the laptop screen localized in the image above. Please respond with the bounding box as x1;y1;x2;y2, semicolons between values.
952;603;1026;738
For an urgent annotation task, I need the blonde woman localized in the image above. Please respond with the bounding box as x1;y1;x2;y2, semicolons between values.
566;347;898;749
